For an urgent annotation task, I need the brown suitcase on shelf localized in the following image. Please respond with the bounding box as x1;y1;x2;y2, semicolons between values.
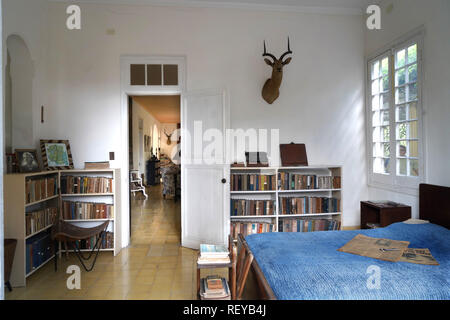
280;143;308;166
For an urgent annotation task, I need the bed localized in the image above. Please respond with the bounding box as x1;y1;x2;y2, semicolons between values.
240;184;450;300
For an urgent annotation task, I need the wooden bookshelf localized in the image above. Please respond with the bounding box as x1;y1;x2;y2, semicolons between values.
4;169;122;287
229;166;343;238
4;171;60;287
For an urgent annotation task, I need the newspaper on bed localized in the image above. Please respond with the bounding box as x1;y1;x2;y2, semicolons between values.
337;234;410;262
400;248;439;265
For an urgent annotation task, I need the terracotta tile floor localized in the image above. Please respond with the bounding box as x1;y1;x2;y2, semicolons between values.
5;185;228;300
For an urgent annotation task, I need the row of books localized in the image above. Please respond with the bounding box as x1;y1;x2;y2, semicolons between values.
199;276;230;300
25;207;58;236
231;199;275;216
25;177;58;204
198;244;230;265
78;231;114;249
62;201;114;220
278;218;341;232
278;173;341;190
61;175;113;194
231;174;276;191
279;197;341;214
26;232;54;274
230;220;275;238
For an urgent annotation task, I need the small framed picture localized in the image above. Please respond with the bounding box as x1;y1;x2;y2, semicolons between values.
40;140;74;170
15;149;41;173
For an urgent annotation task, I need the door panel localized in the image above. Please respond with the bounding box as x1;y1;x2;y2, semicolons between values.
181;89;229;249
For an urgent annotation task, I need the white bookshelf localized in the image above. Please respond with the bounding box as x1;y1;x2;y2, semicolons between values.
4;169;122;287
59;169;121;257
229;166;343;235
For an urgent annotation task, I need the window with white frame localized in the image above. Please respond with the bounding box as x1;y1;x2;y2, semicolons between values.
367;32;423;191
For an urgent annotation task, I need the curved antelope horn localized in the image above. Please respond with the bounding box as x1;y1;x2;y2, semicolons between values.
279;37;293;62
262;40;276;61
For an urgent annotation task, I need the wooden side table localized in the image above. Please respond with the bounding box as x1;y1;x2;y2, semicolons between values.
196;237;237;300
360;201;411;229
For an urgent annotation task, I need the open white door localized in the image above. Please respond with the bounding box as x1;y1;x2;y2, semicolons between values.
181;89;229;249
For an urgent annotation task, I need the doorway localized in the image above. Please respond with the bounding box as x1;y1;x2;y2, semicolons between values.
128;95;181;247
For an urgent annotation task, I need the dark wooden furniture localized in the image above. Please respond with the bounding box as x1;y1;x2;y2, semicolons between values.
237;183;450;300
360;201;411;229
4;239;17;292
146;159;160;186
197;236;236;300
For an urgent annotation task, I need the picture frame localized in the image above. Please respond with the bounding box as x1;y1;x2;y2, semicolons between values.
40;139;74;170
15;149;41;173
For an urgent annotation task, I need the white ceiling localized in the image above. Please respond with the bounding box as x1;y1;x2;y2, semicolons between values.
52;0;374;14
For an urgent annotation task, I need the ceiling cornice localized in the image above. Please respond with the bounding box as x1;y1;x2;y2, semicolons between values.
49;0;364;16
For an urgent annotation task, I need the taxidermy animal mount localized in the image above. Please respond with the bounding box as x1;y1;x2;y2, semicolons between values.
164;129;173;145
262;38;293;104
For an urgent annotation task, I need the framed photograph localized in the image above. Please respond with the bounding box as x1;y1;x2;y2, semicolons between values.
40;140;74;170
15;149;40;173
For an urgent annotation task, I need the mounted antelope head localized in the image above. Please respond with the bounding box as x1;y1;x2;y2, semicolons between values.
164;129;173;145
261;38;293;104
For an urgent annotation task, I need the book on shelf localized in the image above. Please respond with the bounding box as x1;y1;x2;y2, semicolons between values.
25;207;57;236
62;200;114;220
279;197;341;214
198;243;230;264
278;172;341;190
278;218;341;232
84;161;110;169
230;219;275;239
25;176;57;204
231;199;275;216
231;174;276;191
61;175;113;194
199;276;230;300
26;231;54;274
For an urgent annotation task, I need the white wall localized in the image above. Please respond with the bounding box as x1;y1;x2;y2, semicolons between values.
43;3;367;231
365;0;450;218
131;99;160;181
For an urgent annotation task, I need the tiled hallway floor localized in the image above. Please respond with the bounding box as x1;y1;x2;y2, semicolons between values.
6;185;228;300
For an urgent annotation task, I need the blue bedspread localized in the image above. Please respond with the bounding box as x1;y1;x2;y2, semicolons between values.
245;222;450;300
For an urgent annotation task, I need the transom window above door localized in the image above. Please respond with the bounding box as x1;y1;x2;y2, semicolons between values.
130;64;179;86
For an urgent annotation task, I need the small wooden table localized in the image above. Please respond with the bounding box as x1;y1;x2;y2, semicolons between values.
196;237;236;300
360;201;411;229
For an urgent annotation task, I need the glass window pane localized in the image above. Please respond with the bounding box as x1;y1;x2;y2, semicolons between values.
163;64;178;85
382;76;389;92
407;44;417;64
381;111;389;125
371;61;380;80
409;121;418;139
383;143;390;157
373;143;381;157
381;57;389;76
396;49;406;68
147;64;162;85
372;111;380;126
382;126;390;142
408;83;417;101
397;123;407;140
397;105;407;121
409;159;419;177
409;102;418;119
380;93;389;109
397;158;407;175
130;64;146;85
396;68;406;86
396;86;406;104
409;140;418;157
374;157;389;174
407;64;417;82
372;80;380;95
398;141;407;157
372;95;380;111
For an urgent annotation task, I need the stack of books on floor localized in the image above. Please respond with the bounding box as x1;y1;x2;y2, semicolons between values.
199;275;231;300
197;244;230;265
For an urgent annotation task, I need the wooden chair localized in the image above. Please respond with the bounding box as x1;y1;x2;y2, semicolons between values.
236;234;254;300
